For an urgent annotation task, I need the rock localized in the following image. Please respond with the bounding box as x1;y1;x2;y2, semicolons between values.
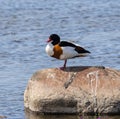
0;116;7;119
24;66;120;115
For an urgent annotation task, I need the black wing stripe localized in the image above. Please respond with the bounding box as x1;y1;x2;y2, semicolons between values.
59;41;76;47
75;46;90;53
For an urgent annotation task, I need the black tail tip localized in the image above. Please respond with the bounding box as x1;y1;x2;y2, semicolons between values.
86;50;91;53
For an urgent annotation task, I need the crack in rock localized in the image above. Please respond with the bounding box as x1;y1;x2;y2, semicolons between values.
64;72;77;89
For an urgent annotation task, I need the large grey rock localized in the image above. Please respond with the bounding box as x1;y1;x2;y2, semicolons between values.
24;66;120;115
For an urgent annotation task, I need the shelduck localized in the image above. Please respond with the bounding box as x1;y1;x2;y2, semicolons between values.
45;34;90;69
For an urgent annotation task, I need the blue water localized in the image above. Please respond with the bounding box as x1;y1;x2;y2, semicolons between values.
0;0;120;119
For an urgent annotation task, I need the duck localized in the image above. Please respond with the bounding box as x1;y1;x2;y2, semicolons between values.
45;34;90;69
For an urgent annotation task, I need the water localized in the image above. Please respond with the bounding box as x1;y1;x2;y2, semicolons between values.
0;0;120;119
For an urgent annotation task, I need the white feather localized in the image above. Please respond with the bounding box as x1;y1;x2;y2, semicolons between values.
45;43;54;56
60;47;79;60
60;46;89;60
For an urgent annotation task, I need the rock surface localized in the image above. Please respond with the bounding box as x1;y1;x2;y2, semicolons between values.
0;116;7;119
24;66;120;115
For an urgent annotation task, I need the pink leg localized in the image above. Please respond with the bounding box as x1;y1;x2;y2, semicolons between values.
59;60;67;70
63;59;67;68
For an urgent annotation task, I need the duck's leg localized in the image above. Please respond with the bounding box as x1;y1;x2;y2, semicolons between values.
63;59;67;68
59;59;67;70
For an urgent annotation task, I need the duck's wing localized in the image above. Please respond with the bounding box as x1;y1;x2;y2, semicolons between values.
59;41;90;54
75;46;90;53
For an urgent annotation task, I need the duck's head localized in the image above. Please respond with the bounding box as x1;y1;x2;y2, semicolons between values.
47;34;60;45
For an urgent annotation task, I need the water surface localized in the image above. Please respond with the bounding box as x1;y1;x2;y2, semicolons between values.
0;0;120;119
